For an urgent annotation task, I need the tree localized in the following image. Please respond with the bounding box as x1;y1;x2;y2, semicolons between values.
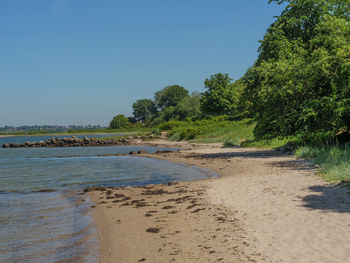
241;0;350;138
175;92;201;120
132;99;157;122
200;73;238;116
110;114;129;129
154;85;189;110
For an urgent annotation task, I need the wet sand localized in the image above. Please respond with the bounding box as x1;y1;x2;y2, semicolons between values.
87;141;350;263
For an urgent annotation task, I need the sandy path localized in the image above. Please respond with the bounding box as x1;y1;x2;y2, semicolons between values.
89;141;350;262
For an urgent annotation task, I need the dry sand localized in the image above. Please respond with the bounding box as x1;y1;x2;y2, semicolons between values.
87;141;350;263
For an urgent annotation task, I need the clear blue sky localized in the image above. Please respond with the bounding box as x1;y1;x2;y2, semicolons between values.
0;0;285;126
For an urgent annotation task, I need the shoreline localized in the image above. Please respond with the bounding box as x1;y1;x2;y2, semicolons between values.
87;140;350;263
0;132;137;138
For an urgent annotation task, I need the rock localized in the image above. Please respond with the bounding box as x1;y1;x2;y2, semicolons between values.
137;150;148;154
2;144;9;148
83;186;106;192
146;227;160;233
129;151;136;155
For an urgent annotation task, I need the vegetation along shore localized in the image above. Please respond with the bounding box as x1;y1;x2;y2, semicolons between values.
2;0;350;262
83;1;350;261
85;140;350;262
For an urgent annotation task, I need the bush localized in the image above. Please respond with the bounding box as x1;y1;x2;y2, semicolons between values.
110;114;130;129
158;121;186;131
159;117;255;144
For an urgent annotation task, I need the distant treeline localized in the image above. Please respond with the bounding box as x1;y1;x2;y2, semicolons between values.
0;125;104;133
110;0;350;144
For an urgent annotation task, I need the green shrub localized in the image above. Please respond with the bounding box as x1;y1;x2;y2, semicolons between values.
168;132;182;141
158;121;186;131
109;114;130;129
295;143;350;183
151;128;161;136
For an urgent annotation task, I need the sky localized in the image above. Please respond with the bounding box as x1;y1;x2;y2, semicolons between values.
0;0;286;127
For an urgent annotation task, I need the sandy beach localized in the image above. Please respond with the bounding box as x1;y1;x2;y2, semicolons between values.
87;141;350;263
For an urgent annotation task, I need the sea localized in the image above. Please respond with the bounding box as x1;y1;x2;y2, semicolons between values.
0;135;216;263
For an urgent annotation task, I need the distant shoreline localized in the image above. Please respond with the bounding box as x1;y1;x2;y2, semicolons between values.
0;132;137;138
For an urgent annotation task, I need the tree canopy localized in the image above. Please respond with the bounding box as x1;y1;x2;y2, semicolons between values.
200;73;239;116
132;99;157;122
241;0;350;138
154;85;189;110
110;114;129;129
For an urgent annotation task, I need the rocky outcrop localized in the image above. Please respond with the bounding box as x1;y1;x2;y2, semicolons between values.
1;134;160;149
2;136;125;148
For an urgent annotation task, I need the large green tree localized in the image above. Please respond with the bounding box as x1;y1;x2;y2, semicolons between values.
242;0;350;138
176;92;202;120
153;92;202;124
154;85;189;110
110;114;129;129
200;73;239;116
132;99;157;122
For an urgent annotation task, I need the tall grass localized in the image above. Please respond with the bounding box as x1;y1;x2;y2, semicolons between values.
295;143;350;183
159;118;255;146
191;122;255;146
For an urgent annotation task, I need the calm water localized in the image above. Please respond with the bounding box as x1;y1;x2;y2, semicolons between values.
0;136;216;263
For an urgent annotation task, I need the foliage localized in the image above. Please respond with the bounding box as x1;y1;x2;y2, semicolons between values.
152;92;202;124
132;99;158;122
158;120;187;131
241;136;300;148
241;0;350;139
109;114;130;129
200;73;239;116
175;92;202;120
160;116;255;144
295;143;350;183
154;85;189;110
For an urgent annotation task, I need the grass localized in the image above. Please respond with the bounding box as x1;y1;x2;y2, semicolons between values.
295;143;350;183
160;117;350;185
241;137;295;148
190;123;255;146
162;118;299;149
163;118;255;146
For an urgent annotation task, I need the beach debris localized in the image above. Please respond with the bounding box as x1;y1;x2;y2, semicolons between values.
146;227;160;233
162;205;175;209
83;186;106;192
191;208;205;213
142;189;170;195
